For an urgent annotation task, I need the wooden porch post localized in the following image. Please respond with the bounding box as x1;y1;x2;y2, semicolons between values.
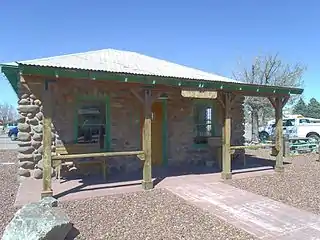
41;80;53;198
269;96;289;172
142;89;153;190
221;92;232;180
274;97;285;172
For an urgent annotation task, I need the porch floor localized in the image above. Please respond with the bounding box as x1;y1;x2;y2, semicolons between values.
167;182;320;239
14;165;274;206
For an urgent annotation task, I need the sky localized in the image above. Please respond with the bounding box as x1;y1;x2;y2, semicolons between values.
0;0;319;108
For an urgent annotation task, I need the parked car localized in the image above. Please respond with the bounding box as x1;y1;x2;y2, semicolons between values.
259;116;320;142
5;122;17;133
8;126;18;141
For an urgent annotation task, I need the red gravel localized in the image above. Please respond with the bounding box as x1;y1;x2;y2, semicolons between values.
0;150;19;238
61;189;257;240
229;149;320;215
0;149;257;240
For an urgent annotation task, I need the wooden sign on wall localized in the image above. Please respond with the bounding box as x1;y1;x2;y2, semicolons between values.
181;90;218;99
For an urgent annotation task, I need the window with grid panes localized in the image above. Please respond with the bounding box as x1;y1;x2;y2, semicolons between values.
76;101;106;149
193;101;214;144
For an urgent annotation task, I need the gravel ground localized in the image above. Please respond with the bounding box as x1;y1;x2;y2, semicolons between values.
7;148;319;239
0;150;19;238
62;189;257;240
229;149;320;215
0;150;18;163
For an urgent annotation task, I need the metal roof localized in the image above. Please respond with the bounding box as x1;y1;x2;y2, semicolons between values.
13;49;239;83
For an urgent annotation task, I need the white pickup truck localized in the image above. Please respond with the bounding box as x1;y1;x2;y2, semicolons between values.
259;116;320;141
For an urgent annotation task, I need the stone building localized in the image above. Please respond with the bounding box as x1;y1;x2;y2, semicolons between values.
1;49;303;196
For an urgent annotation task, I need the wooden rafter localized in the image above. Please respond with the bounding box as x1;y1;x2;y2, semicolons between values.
282;95;290;108
131;88;165;105
131;89;144;103
269;95;290;109
217;92;225;109
268;97;277;109
229;93;238;108
217;92;238;110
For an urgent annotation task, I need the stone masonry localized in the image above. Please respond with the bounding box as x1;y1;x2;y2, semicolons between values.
17;82;56;180
18;76;245;179
167;91;245;166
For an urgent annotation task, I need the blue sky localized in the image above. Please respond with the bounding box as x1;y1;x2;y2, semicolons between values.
0;0;319;108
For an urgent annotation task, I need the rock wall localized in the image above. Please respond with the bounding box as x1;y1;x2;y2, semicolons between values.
167;92;245;167
18;76;245;179
17;84;56;180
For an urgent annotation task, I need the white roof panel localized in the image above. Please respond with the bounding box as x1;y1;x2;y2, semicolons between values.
18;49;239;83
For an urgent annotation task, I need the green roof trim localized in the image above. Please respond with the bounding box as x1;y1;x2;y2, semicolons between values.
0;64;19;96
1;64;304;96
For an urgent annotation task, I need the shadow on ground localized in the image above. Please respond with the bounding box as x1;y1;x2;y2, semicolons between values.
53;153;290;200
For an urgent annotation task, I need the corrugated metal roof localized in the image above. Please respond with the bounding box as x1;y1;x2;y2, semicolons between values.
16;49;239;83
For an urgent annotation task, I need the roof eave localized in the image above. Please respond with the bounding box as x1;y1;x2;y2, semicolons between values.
0;64;19;96
18;64;304;96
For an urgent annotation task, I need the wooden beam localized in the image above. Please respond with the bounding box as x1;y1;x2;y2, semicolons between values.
142;89;153;190
52;150;145;160
131;88;165;104
132;88;165;190
41;80;54;198
131;89;144;103
268;97;277;109
150;91;164;103
229;93;238;108
217;92;225;109
274;97;284;172
282;95;290;108
230;144;275;150
221;92;232;180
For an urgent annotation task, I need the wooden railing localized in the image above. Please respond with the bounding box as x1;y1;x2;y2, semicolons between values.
52;150;145;160
229;144;275;151
52;144;145;182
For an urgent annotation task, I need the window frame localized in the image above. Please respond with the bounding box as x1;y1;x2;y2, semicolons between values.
73;95;111;151
192;100;217;147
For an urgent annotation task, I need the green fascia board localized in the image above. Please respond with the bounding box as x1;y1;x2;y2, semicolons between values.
20;64;304;95
0;64;19;95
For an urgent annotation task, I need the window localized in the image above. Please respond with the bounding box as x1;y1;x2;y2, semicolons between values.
299;119;310;124
283;119;295;127
76;101;106;149
193;102;214;144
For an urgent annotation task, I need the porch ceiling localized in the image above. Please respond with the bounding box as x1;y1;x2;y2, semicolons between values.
0;49;303;96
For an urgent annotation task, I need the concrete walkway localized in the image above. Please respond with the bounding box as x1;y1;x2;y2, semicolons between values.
14;167;320;239
0;134;18;150
14;167;275;206
166;182;320;240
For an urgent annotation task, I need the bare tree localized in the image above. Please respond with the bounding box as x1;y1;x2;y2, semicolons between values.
233;54;305;142
0;102;18;123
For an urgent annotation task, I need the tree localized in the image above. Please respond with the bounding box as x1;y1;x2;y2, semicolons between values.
306;98;320;119
0;102;18;123
233;54;305;142
293;98;307;116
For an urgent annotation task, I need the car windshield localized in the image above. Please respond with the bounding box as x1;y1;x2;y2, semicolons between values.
283;119;295;126
299;119;310;124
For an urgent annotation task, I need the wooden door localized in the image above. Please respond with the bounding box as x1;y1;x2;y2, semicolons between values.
140;101;163;166
151;102;163;165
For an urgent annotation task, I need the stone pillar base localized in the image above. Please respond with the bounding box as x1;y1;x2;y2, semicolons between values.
41;190;53;199
221;172;232;180
274;165;285;173
142;181;153;190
